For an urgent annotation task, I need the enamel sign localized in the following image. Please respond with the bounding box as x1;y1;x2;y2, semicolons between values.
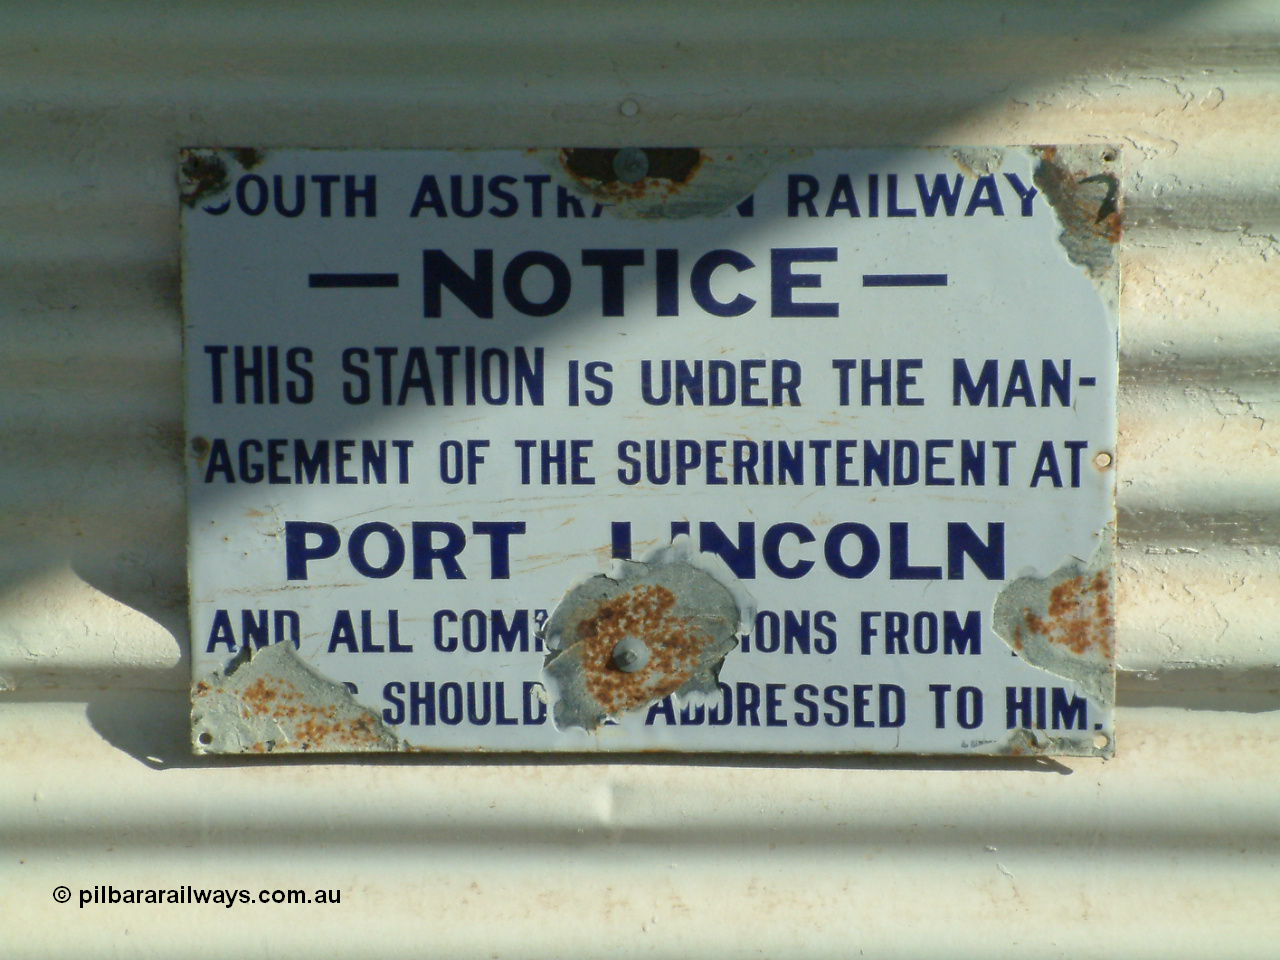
182;146;1118;756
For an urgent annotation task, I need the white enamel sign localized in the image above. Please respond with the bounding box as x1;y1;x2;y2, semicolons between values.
183;147;1118;756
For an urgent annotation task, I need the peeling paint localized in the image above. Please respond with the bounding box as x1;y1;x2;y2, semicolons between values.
546;147;803;219
178;149;230;208
951;147;1005;177
1032;145;1122;298
230;147;265;171
540;539;754;731
998;726;1110;759
191;641;403;754
178;147;265;208
993;534;1116;755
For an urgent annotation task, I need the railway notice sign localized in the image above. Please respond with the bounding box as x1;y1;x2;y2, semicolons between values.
182;146;1118;757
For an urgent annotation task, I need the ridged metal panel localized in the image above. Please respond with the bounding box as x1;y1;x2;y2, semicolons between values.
3;2;1278;955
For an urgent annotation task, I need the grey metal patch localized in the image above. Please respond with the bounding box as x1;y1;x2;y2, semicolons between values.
541;543;753;731
192;641;403;755
1033;144;1122;303
992;535;1116;757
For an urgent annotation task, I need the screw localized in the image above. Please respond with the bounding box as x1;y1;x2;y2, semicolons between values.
612;636;650;673
613;148;649;183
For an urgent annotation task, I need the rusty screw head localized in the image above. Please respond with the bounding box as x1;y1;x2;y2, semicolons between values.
613;148;649;184
612;635;650;673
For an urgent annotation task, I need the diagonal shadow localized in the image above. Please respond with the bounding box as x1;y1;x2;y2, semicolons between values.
0;0;1226;767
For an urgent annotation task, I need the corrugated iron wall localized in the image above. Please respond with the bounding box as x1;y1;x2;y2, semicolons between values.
3;2;1278;955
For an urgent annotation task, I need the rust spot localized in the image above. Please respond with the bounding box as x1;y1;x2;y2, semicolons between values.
226;672;391;750
241;676;280;711
230;147;264;170
192;642;402;753
179;150;229;208
574;583;716;716
180;147;264;207
1021;570;1113;658
560;147;706;203
1001;729;1045;757
1033;145;1123;245
542;547;750;730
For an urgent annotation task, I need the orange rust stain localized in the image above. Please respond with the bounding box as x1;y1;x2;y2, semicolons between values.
1034;146;1123;244
1022;571;1113;658
576;583;714;715
241;677;281;712
234;674;389;750
1099;209;1123;244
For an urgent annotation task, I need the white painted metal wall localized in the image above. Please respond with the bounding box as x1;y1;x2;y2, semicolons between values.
3;2;1278;955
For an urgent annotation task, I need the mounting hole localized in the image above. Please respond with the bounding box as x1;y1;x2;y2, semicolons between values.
190;436;210;455
619;98;640;118
197;731;213;746
1093;451;1114;469
1101;149;1117;163
1092;733;1110;750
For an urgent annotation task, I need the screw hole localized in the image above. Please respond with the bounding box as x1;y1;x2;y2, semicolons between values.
1092;733;1109;750
1101;149;1117;163
1093;451;1113;469
198;731;213;745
